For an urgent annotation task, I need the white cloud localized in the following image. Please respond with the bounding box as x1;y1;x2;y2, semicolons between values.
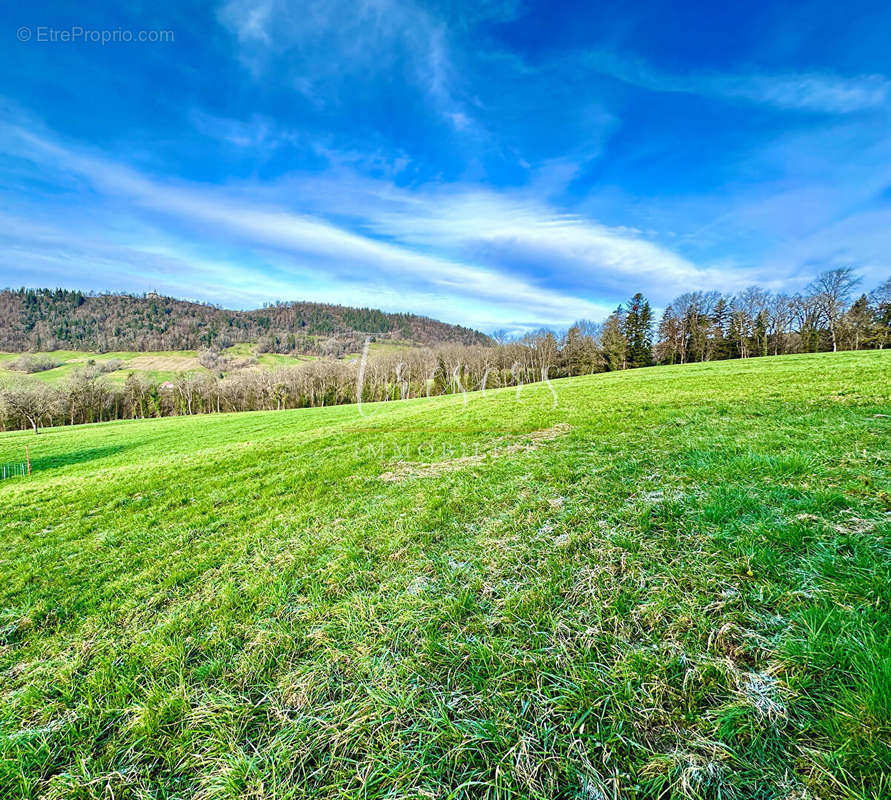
217;0;471;128
1;124;629;328
222;171;771;300
17;111;877;333
583;50;891;114
189;111;290;149
718;72;890;113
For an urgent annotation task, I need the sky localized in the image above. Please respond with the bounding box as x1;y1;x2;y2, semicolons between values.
3;0;891;334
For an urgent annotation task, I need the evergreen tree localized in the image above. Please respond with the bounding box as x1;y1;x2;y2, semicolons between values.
710;297;730;360
601;308;628;370
844;294;873;350
623;293;653;368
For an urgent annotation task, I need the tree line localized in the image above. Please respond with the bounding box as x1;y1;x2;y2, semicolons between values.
652;268;889;364
1;268;888;433
0;289;491;353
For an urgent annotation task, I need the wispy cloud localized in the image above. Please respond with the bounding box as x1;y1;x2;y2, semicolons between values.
351;188;746;296
217;0;472;129
6;92;889;334
722;72;890;113
217;168;776;300
1;122;634;328
190;111;291;149
584;50;891;113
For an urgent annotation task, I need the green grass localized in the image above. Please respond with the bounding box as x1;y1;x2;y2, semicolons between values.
0;350;198;386
1;351;889;799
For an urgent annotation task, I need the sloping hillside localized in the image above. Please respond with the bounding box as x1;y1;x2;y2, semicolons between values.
0;351;889;798
0;288;491;354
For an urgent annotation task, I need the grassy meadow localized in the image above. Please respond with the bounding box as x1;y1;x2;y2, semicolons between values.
0;341;415;387
0;350;889;799
0;347;320;386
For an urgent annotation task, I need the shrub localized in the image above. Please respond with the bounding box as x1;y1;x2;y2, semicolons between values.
6;354;63;373
97;359;123;374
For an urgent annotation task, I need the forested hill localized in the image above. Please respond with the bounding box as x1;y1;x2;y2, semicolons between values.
0;289;491;354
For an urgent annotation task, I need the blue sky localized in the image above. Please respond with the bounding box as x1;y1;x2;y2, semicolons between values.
3;0;891;333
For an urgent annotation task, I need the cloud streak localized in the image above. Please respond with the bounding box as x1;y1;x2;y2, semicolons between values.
1;123;638;328
10;116;776;308
217;0;470;128
584;50;891;113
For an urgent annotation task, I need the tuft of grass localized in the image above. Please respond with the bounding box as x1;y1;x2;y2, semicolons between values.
0;350;889;799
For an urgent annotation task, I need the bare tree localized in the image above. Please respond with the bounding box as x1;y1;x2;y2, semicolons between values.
869;277;891;349
791;293;821;353
66;367;111;424
655;305;683;365
807;268;862;352
767;293;794;355
0;381;60;434
124;373;153;418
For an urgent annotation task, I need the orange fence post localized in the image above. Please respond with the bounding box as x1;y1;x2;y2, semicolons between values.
26;446;31;476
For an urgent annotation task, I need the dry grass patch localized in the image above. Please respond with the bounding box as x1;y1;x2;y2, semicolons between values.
379;422;571;482
124;355;203;371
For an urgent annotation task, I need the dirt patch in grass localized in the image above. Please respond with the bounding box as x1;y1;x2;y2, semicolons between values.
379;423;571;482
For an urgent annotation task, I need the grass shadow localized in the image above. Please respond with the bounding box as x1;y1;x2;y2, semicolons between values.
27;444;136;473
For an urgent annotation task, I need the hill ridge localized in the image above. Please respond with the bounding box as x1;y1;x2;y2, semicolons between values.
0;288;491;355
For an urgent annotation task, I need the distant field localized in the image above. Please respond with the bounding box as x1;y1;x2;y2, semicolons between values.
1;351;889;798
0;341;417;386
0;347;328;385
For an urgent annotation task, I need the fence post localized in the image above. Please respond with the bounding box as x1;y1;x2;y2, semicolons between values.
26;446;31;476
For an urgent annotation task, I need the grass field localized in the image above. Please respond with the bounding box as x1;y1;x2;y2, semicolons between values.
0;348;318;386
0;341;410;386
1;351;889;799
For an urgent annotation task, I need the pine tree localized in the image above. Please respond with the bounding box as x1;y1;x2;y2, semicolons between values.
711;298;730;360
623;293;653;368
601;308;628;370
639;299;653;366
845;294;873;350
